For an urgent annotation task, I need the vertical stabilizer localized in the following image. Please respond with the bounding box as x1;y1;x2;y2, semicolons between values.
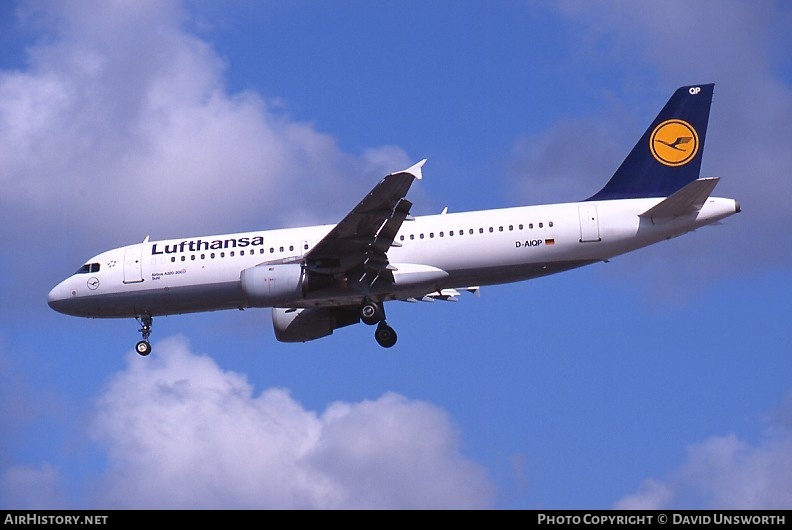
587;84;714;201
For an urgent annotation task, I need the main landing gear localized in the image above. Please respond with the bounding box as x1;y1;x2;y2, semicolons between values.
135;315;153;356
360;300;397;348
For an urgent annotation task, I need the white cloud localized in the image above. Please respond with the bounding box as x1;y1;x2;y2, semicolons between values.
0;0;408;313
615;393;792;509
613;479;673;510
507;115;632;204
503;0;792;300
1;463;68;509
0;1;409;238
87;335;493;509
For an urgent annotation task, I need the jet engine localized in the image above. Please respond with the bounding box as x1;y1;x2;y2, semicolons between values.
272;307;360;343
241;264;305;307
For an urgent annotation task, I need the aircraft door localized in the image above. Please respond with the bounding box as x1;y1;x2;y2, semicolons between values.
578;205;602;243
123;245;144;284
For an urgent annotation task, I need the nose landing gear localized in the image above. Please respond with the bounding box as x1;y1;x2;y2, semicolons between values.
135;315;153;356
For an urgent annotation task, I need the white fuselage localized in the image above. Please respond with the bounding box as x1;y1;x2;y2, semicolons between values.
47;195;739;319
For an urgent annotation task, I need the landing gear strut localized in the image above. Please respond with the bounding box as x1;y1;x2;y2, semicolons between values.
135;315;153;356
360;301;397;348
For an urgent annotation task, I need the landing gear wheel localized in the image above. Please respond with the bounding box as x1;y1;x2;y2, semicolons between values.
361;301;384;326
374;322;397;348
136;340;152;356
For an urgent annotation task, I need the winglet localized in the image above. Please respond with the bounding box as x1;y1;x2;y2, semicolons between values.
391;159;426;180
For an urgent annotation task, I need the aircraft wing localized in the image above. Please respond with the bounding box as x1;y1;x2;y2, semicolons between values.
304;160;425;288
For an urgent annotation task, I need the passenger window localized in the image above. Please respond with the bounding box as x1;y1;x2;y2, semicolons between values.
549;221;554;227
529;223;534;229
499;226;503;232
420;234;424;239
519;224;523;230
489;227;493;233
171;257;175;263
279;247;284;252
400;235;405;241
439;232;444;237
469;229;474;235
479;228;483;234
410;234;415;240
429;233;434;238
539;223;543;228
509;225;513;231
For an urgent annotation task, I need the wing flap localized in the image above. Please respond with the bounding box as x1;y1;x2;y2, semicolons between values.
404;286;480;303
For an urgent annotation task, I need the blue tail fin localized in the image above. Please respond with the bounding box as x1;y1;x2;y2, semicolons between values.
587;84;714;201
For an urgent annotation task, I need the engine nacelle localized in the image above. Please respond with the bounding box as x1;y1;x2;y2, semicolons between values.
272;307;360;343
241;264;305;307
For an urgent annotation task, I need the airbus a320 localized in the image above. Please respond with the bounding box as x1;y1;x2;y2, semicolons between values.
48;84;740;355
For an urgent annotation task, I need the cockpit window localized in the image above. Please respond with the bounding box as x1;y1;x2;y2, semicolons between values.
76;263;100;274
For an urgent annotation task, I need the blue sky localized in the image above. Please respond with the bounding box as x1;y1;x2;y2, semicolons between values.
1;0;791;509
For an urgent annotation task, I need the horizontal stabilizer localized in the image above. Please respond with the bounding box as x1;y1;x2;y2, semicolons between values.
639;177;719;219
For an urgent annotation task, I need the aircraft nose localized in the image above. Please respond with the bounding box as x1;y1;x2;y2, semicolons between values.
47;280;75;314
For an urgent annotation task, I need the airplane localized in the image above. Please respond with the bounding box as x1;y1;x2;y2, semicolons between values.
48;84;740;355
